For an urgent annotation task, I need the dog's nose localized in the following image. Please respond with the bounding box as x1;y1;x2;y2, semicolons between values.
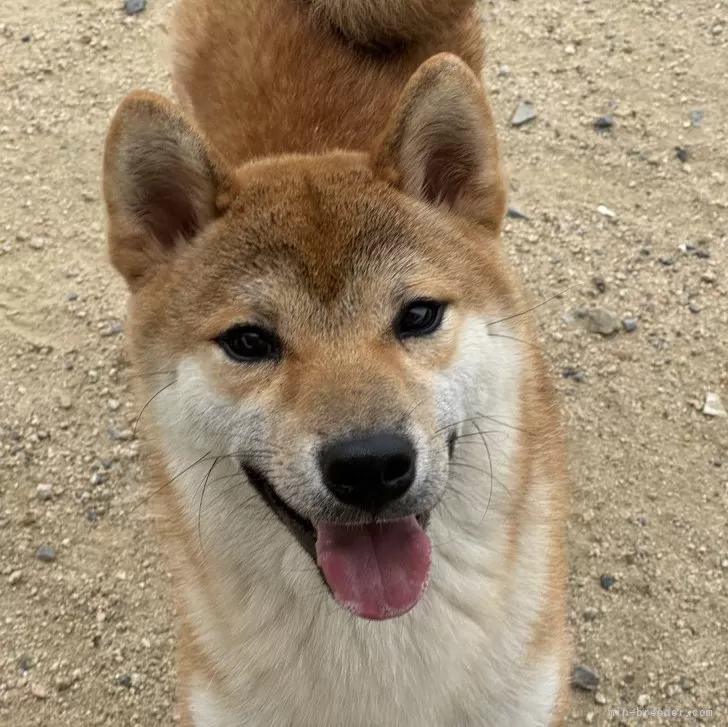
319;432;416;512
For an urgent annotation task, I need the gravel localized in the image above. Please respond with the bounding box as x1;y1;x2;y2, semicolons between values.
1;1;727;725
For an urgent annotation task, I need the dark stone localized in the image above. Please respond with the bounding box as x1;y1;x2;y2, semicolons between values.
21;34;31;43
571;665;600;692
675;146;689;162
622;318;638;333
658;256;674;266
599;574;616;590
35;544;56;563
124;0;147;15
562;368;585;383
118;674;133;689
506;207;529;220
594;114;614;131
592;277;607;294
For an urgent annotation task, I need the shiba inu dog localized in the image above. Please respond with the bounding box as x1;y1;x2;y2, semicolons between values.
102;0;570;724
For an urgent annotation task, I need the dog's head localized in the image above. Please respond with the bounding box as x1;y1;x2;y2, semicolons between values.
104;55;523;620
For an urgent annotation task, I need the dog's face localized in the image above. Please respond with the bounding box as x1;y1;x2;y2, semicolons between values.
104;55;519;620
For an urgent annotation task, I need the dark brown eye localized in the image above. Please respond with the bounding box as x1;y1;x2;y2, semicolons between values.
395;300;446;339
216;325;280;362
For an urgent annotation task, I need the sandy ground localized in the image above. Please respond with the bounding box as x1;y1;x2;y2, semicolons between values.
1;0;727;725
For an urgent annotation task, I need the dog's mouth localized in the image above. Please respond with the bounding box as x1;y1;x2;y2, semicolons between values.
242;463;433;620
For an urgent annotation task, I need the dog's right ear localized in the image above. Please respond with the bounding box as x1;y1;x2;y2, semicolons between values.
103;91;237;289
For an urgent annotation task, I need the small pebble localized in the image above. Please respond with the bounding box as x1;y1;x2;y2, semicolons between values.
562;368;585;383
636;694;650;708
9;570;23;586
599;574;616;590
36;544;56;563
658;256;674;266
29;238;45;251
675;146;689;162
622;318;637;333
702;392;727;418
506;206;529;220
118;674;133;689
101;322;123;337
688;302;701;314
572;665;600;692
570;308;621;336
36;483;53;501
689;109;705;128
511;100;537;127
597;204;616;218
594;692;607;706
594;114;614;131
30;682;49;700
124;0;147;15
59;394;73;410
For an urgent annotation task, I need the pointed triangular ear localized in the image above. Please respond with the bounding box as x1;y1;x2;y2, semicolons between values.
103;91;237;289
372;53;506;231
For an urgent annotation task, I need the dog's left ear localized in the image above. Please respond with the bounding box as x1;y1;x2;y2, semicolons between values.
103;91;237;290
373;53;506;231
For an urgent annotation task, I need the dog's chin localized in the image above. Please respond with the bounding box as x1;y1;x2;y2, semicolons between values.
241;463;435;620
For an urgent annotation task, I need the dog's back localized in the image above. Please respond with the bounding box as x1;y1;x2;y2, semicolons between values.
172;0;485;162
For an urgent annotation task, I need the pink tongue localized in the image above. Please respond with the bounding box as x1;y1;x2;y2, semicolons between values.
314;516;431;620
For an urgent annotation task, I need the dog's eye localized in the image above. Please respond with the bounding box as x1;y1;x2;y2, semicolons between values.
395;300;446;339
216;325;280;362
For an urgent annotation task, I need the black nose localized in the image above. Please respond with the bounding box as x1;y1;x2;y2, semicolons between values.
319;432;416;512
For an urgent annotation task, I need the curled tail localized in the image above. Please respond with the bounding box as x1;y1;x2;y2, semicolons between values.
308;0;476;47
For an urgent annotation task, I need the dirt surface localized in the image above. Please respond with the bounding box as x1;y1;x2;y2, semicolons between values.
1;1;727;725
